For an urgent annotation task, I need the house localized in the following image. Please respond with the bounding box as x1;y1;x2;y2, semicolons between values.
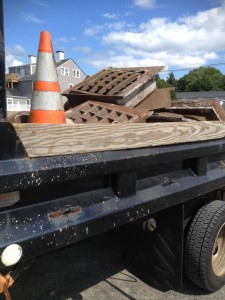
6;51;86;112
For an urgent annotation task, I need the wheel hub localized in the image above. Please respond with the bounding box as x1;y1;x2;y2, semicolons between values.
212;222;225;276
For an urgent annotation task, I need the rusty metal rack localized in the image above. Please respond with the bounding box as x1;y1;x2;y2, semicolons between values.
172;99;225;121
65;100;149;124
155;107;222;121
63;66;163;107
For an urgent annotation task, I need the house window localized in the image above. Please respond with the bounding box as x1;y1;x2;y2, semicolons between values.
69;84;73;88
61;67;69;76
76;70;80;78
65;68;69;76
72;69;81;78
26;99;31;110
7;98;13;111
25;65;30;75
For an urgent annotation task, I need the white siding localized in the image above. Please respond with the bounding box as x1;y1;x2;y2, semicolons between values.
7;97;31;111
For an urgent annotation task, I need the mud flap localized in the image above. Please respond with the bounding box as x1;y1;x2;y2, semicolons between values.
121;204;184;291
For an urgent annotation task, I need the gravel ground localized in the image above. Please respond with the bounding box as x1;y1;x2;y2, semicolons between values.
1;231;224;300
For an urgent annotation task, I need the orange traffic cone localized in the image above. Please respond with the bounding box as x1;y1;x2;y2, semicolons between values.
29;31;65;123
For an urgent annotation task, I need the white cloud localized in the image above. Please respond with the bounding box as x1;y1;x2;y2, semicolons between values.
54;37;77;43
84;25;103;37
84;22;127;37
6;55;23;67
5;45;26;71
85;5;225;70
21;14;45;23
73;46;92;54
84;53;164;69
13;45;26;57
203;52;218;59
103;13;119;19
134;0;156;9
84;51;205;70
33;1;49;7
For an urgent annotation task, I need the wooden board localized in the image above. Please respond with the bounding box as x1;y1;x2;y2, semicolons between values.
14;121;225;158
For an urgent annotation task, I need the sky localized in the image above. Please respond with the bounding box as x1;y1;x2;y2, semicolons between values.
3;0;225;79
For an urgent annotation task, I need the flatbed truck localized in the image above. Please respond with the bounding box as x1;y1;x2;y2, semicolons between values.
1;1;225;298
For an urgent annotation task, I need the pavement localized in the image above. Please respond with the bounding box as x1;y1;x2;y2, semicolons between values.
1;231;225;300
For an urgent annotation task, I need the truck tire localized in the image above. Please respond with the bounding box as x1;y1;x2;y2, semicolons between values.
184;200;225;292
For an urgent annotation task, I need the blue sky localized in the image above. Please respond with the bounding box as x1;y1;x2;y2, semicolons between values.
3;0;225;78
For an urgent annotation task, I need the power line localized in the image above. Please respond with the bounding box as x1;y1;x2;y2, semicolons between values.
159;62;225;73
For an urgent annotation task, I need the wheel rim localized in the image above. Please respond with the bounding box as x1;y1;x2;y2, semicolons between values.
212;222;225;276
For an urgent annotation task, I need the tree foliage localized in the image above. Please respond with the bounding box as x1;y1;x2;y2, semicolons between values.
167;72;177;87
176;67;225;92
155;73;176;100
155;74;170;88
155;67;225;92
155;72;177;89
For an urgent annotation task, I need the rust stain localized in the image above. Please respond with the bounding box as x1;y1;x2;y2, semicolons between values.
63;66;164;107
49;206;81;219
65;100;148;124
162;179;176;186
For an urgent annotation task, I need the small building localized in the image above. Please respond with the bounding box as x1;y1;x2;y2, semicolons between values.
6;51;86;111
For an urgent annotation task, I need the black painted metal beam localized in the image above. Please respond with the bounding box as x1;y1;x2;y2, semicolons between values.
0;165;225;270
0;0;6;121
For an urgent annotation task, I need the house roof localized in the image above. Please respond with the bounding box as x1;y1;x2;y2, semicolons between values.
55;58;70;67
176;91;225;100
19;74;35;81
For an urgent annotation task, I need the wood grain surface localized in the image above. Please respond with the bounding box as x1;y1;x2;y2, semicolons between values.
14;121;225;157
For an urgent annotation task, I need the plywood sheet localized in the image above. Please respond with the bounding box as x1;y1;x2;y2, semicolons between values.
14;121;225;158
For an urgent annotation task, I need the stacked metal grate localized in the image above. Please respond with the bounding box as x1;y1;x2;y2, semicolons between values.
65;100;148;124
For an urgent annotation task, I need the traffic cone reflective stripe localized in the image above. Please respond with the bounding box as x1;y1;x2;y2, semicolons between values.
29;110;65;123
29;31;65;124
33;81;61;92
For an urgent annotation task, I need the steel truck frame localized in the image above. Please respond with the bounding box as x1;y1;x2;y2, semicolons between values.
1;122;225;293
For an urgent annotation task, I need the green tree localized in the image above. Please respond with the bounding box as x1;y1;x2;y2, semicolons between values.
155;74;176;100
166;72;177;87
155;74;170;88
177;67;225;92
